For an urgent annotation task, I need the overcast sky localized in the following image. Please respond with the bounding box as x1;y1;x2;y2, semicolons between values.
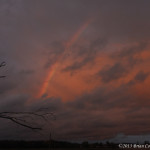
0;0;150;142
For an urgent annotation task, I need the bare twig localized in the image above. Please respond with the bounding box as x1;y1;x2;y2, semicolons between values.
0;61;6;78
0;115;42;130
0;110;55;130
0;76;6;78
0;62;6;67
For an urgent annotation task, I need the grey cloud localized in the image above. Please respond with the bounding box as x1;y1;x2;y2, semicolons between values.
93;0;150;42
19;69;35;75
0;94;28;113
119;42;147;58
0;82;150;141
128;71;149;85
67;83;133;111
0;80;16;95
62;38;107;73
134;71;149;82
111;42;148;68
62;57;89;73
98;63;128;83
58;83;150;140
44;41;65;69
30;97;63;113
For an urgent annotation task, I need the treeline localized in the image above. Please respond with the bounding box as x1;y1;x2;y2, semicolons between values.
0;140;119;148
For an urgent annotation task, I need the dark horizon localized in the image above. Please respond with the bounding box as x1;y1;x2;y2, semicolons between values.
0;139;150;149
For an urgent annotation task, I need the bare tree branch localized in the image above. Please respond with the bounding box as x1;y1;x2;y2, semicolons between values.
0;61;55;130
0;61;6;78
0;115;42;130
0;62;6;67
0;76;6;78
0;110;55;130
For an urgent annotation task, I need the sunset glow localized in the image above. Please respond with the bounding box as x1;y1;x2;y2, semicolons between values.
38;18;93;99
1;0;150;143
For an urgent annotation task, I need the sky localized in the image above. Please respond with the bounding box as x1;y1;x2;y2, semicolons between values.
0;0;150;142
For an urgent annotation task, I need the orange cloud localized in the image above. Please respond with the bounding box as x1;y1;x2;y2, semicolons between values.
37;18;94;99
37;34;150;102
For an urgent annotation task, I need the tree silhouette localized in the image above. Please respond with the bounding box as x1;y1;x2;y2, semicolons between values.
0;62;54;130
0;109;55;130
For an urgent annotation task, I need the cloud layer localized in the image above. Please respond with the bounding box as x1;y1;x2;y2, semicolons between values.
0;0;150;142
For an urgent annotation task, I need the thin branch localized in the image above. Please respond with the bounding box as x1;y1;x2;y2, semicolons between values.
0;115;42;130
0;61;6;78
0;62;6;67
0;76;6;78
0;110;55;130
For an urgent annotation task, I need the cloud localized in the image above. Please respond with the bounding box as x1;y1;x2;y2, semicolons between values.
62;38;107;73
0;80;150;141
111;42;148;67
134;71;149;82
93;0;150;42
1;0;150;142
128;71;149;86
44;41;65;69
117;42;148;58
98;63;128;83
0;94;28;112
0;79;16;95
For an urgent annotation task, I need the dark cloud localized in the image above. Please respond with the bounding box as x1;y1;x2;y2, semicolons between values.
0;94;28;112
128;71;149;85
19;69;35;75
62;38;107;73
134;71;149;82
58;83;150;140
51;84;150;140
111;42;148;68
118;42;147;58
98;42;149;84
98;63;128;83
0;80;16;95
0;82;150;141
44;41;65;69
62;57;90;73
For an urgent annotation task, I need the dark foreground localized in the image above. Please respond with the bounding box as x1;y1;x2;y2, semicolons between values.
0;149;119;150
0;140;119;149
0;141;149;149
0;148;148;150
